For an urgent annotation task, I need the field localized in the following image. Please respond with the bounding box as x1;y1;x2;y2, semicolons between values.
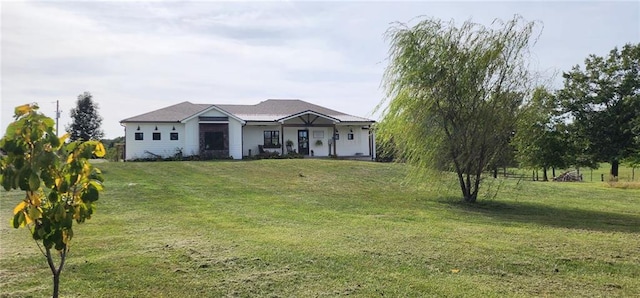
1;159;639;297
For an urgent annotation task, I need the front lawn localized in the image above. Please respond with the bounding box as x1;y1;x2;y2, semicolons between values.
1;159;639;297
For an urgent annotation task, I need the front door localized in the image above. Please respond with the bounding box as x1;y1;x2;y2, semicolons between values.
298;130;309;155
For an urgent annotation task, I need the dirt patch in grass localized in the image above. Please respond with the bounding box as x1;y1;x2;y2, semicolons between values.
606;181;640;189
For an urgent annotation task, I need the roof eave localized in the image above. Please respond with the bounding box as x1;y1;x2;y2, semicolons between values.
276;110;342;123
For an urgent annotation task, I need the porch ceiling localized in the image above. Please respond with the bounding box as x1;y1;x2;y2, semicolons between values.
277;110;340;124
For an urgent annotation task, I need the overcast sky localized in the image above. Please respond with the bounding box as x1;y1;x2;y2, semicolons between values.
1;1;638;138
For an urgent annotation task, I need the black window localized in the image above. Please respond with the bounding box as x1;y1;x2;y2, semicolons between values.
170;132;179;140
153;132;161;140
135;132;143;140
348;133;354;140
204;131;225;150
263;131;280;148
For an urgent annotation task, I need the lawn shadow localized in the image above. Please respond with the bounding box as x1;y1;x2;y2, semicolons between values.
436;197;640;234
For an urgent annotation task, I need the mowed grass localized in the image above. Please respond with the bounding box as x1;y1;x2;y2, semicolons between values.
1;159;639;297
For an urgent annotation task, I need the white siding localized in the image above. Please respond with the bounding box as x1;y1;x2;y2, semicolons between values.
334;125;371;157
200;109;228;117
308;127;332;157
124;123;186;160
228;119;243;159
183;118;200;157
125;118;243;160
241;124;371;157
243;125;282;156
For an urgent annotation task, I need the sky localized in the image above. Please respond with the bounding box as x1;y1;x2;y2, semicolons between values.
1;1;638;139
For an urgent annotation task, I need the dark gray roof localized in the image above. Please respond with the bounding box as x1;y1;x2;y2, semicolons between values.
121;101;212;123
121;99;374;123
217;99;372;122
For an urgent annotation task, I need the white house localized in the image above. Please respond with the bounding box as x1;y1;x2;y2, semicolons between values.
120;99;376;160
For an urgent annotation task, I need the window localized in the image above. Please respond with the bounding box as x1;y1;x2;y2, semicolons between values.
135;132;143;140
153;132;161;140
170;132;179;140
348;133;354;140
204;131;225;150
263;130;280;148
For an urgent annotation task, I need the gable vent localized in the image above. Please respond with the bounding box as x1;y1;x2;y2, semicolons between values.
199;116;229;122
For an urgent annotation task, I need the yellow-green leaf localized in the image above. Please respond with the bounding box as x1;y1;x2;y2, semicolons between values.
28;206;42;222
13;201;27;215
14;104;32;117
93;142;106;157
58;133;70;145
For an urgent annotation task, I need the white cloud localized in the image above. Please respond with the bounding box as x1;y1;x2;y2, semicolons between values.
2;1;638;138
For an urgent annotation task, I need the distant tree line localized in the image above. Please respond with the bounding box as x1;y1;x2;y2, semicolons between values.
378;42;640;181
513;43;640;180
376;14;639;201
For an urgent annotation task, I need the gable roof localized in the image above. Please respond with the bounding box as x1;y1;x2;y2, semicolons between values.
217;99;373;122
120;101;212;123
121;99;374;124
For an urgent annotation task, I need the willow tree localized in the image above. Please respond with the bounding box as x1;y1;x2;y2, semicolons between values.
377;16;537;202
1;104;105;298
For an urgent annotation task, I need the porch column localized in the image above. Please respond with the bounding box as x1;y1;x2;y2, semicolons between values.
333;123;337;156
370;127;376;160
280;122;284;155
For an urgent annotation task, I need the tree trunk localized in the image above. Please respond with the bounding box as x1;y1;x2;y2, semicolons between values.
53;272;60;298
542;166;548;181
45;247;67;298
493;167;498;179
464;173;473;202
611;160;619;178
552;167;556;179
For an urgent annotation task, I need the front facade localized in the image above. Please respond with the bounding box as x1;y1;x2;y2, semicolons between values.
120;99;376;160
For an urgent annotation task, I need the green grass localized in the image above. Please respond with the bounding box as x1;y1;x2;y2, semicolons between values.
507;162;639;182
1;159;639;297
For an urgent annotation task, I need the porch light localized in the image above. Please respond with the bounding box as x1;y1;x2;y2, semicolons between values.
349;128;353;133
136;126;140;131
155;126;158;130
172;126;176;131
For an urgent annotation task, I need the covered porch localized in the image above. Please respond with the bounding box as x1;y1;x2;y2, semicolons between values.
242;110;374;158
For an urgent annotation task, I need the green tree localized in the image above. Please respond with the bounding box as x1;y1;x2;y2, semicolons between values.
512;87;569;181
67;91;104;141
558;43;640;178
377;16;537;202
1;104;106;298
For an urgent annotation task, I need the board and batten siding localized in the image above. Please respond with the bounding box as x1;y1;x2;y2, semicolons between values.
228;120;242;159
334;125;371;157
182;109;243;159
243;125;282;156
124;108;243;160
124;123;186;160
